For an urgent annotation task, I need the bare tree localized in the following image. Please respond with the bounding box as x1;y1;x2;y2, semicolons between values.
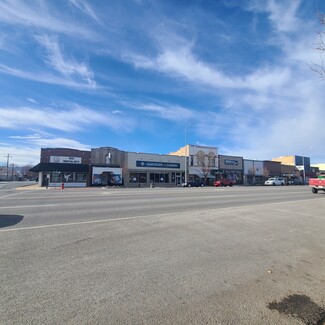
247;167;256;185
21;165;37;180
311;11;325;79
263;167;270;179
201;164;213;185
192;152;216;185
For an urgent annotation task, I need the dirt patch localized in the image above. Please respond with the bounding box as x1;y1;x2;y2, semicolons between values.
268;294;325;325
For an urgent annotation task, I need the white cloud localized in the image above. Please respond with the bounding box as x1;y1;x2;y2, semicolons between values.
123;101;195;122
29;137;91;151
0;145;40;166
27;98;38;104
69;0;101;24
0;64;96;90
0;137;91;166
265;0;301;33
247;0;302;33
124;45;291;93
0;0;98;40
0;105;136;134
36;35;96;88
10;134;43;140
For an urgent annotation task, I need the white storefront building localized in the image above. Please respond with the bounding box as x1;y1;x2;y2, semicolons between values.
169;144;218;185
126;152;185;187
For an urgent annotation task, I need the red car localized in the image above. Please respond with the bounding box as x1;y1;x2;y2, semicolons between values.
214;179;234;187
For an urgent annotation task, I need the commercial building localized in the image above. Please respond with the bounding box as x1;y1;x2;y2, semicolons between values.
126;152;184;187
243;159;264;185
30;148;91;187
218;155;243;184
312;163;325;173
90;147;126;186
169;144;218;185
29;146;321;188
272;155;311;184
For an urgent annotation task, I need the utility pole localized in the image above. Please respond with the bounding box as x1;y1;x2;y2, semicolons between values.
11;163;14;181
5;154;12;182
184;123;195;184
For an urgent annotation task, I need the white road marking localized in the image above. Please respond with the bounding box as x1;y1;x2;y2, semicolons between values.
0;214;155;232
0;198;320;233
0;204;58;209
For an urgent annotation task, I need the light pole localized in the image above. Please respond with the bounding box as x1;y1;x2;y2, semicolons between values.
302;155;306;185
184;122;194;184
5;154;12;182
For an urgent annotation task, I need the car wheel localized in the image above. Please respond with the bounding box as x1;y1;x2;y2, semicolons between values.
272;183;275;186
312;187;318;194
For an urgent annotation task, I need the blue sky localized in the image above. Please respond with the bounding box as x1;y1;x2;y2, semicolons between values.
1;0;325;166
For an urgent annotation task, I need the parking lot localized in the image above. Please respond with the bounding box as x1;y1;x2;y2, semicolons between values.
1;186;324;324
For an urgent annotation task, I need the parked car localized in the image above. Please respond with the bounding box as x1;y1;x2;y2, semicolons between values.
214;179;234;187
287;178;302;185
264;177;285;186
182;181;204;187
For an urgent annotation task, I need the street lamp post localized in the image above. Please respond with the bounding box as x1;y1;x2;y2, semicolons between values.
184;123;194;184
5;154;12;182
302;155;306;185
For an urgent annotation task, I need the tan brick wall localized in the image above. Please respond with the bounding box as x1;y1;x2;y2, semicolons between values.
272;156;295;166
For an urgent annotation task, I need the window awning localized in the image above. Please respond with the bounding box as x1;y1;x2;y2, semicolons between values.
29;163;89;173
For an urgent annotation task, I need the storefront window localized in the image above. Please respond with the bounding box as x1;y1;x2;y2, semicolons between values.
190;155;194;166
50;171;61;183
130;173;138;183
139;173;147;183
75;173;87;182
208;152;216;167
197;151;205;166
149;173;170;183
62;172;73;183
130;173;147;183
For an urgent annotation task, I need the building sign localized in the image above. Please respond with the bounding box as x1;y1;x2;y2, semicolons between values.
136;161;180;169
50;156;82;164
224;159;238;166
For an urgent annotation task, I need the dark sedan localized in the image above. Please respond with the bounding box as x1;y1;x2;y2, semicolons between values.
182;181;205;187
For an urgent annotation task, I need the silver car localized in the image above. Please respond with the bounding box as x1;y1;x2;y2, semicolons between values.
264;177;285;186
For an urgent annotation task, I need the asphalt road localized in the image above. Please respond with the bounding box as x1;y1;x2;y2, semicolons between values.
0;185;324;324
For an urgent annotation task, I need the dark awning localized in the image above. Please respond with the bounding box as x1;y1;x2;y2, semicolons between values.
29;163;89;173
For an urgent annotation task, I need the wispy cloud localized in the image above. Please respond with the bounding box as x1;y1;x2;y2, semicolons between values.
68;0;101;24
27;98;38;104
125;101;195;122
29;137;91;151
248;0;302;33
10;134;43;140
124;46;291;93
0;105;136;133
0;137;91;166
36;35;96;88
0;145;40;166
0;64;96;90
0;0;98;40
